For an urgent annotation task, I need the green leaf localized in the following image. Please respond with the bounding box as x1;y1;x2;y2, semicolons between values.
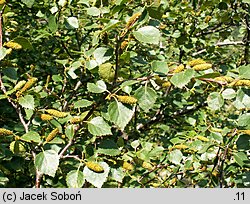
151;60;169;74
135;86;157;112
86;7;101;16
108;100;135;130
133;26;160;44
21;0;35;8
74;99;93;108
88;117;112;136
238;113;250;127
207;92;224;110
170;69;195;88
66;170;85;188
93;47;112;65
0;95;8;100
87;80;107;93
168;149;183;165
242;0;250;4
58;0;68;7
35;150;59;177
2;67;17;80
233;152;250;167
21;131;41;143
111;168;125;183
222;88;236;100
196;72;220;79
239;64;250;79
18;95;35;110
0;47;8;61
236;135;250;151
83;162;110;188
97;139;121;156
48;15;57;33
66;17;79;29
13;37;33;50
65;125;75;140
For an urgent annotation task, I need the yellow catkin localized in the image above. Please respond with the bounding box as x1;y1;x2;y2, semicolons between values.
13;80;26;91
162;81;172;88
6;48;12;55
212;170;219;177
70;117;83;124
0;128;13;136
45;109;68;118
16;77;38;97
173;144;189;149
187;59;206;67
9;141;26;154
40;114;54;121
45;128;59;143
4;41;22;50
196;136;210;142
205;16;212;23
142;161;154;170
121;40;128;50
210;127;223;132
154;75;165;86
229;80;250;87
214;76;234;83
125;12;141;29
193;63;212;71
0;0;5;5
122;161;134;171
116;95;137;104
86;161;104;173
238;130;250;135
173;64;185;73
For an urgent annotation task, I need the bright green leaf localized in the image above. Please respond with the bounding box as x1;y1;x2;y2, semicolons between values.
135;86;157;112
0;47;8;60
207;92;224;110
86;7;100;16
170;69;195;88
67;17;79;29
111;168;125;183
83;162;110;188
238;113;250;127
66;170;85;188
151;60;169;74
18;95;35;110
222;88;236;100
88;117;112;136
48;15;57;33
133;26;160;44
21;131;41;143
234;152;250;167
239;65;250;79
168;149;183;165
65;125;75;140
35;150;59;177
21;0;35;8
108;100;135;130
87;80;107;93
74;99;93;108
93;47;112;65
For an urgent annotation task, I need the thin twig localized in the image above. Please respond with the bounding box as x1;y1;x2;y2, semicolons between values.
113;35;120;84
244;10;250;64
192;41;245;56
59;139;73;158
61;154;82;161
